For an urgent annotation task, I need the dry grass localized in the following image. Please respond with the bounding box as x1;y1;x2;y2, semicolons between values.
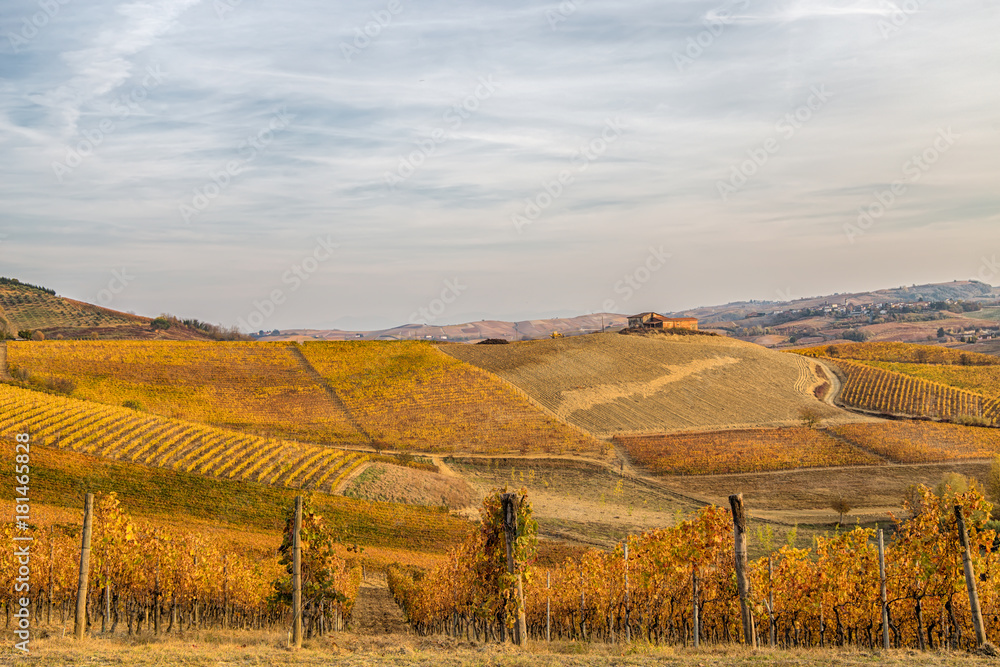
11;633;999;666
342;462;478;509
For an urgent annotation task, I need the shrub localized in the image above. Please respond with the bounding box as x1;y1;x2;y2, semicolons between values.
30;331;45;341
952;414;994;428
17;330;32;340
122;399;144;411
842;329;869;342
151;316;171;330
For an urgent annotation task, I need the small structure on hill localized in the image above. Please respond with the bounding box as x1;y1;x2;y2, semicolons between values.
627;312;699;331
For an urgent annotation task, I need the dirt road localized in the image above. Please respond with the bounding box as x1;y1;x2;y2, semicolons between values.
351;576;409;635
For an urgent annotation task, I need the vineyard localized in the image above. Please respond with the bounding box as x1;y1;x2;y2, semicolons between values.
0;493;362;639
0;282;145;332
390;486;1000;652
0;383;367;493
6;340;368;446
298;341;603;455
615;427;883;475
831;422;1000;463
824;358;1000;424
795;342;1000;366
444;333;852;437
861;361;1000;401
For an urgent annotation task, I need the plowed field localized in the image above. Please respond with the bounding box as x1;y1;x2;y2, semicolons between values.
443;333;860;437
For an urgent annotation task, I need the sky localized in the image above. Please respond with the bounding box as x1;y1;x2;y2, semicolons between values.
1;0;998;331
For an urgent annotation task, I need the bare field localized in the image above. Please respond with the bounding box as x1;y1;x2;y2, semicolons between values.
443;333;863;437
451;457;701;548
342;462;477;509
655;459;991;515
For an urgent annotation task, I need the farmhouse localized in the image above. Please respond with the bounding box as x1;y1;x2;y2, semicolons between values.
627;312;699;331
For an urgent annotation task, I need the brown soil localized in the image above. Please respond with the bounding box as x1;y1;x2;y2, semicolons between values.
350;576;410;635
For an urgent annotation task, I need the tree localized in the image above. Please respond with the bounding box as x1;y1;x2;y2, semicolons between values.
150;317;171;331
937;327;946;339
830;497;852;525
30;330;45;341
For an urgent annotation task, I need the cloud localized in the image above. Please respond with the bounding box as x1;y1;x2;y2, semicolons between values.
0;0;997;330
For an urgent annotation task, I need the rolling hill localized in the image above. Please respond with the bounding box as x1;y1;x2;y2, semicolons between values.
442;331;865;437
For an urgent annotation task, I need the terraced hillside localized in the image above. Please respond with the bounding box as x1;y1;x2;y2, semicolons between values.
6;340;604;456
0;383;366;492
7;340;368;446
298;341;603;455
443;333;858;437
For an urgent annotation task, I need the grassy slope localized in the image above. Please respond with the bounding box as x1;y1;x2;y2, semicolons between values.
0;439;471;554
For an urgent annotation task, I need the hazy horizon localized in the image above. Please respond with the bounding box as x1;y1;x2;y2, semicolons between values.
2;0;998;331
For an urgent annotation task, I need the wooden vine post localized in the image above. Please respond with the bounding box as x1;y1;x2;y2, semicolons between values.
878;529;889;650
692;564;700;648
623;541;631;643
954;505;987;648
501;492;527;646
74;493;93;641
729;493;756;648
292;495;303;648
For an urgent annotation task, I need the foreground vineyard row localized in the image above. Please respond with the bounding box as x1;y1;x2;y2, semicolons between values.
390;487;999;651
0;384;366;492
0;494;361;637
829;358;1000;424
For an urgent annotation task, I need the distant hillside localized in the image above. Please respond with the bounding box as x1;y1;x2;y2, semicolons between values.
672;280;996;326
259;313;628;343
0;277;231;341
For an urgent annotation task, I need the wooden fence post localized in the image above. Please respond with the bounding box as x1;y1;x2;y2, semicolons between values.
624;541;631;644
768;556;775;648
292;495;303;648
546;571;551;643
74;493;93;640
878;529;889;650
692;564;700;648
954;505;988;648
501;493;527;646
729;493;756;648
